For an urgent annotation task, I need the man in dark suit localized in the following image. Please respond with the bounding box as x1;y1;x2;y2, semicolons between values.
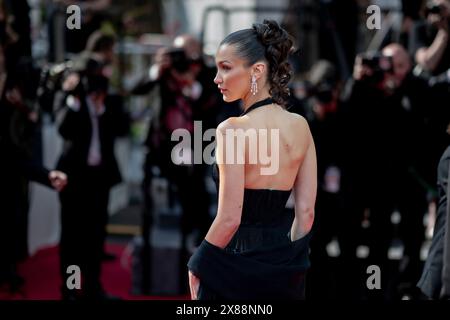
418;145;450;299
56;66;129;299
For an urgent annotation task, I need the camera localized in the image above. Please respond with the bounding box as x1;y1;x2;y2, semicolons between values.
307;82;334;104
425;1;444;16
360;51;394;84
36;61;74;115
427;4;443;15
37;57;110;115
167;48;201;74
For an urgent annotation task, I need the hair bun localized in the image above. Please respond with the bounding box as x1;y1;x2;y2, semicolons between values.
253;19;289;47
252;19;293;106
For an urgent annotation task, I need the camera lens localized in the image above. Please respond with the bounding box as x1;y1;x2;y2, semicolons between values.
168;49;190;73
426;3;442;15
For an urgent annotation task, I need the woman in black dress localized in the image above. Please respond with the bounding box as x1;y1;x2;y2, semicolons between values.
187;19;317;300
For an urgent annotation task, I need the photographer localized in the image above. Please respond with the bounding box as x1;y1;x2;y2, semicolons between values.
342;43;433;299
411;0;450;76
130;34;227;293
37;30;116;118
301;60;361;299
54;31;128;299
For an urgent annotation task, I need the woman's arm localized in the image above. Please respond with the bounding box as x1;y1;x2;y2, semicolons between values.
204;119;245;249
291;121;317;241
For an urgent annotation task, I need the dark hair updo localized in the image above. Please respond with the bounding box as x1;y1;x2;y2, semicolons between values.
220;19;293;106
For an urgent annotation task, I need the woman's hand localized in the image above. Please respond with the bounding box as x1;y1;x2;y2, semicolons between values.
188;270;200;300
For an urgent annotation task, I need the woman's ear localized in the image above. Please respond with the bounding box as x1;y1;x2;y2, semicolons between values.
252;62;266;80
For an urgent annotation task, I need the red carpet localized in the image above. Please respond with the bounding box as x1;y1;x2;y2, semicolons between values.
0;243;189;300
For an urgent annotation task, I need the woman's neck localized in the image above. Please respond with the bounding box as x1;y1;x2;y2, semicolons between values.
241;89;272;112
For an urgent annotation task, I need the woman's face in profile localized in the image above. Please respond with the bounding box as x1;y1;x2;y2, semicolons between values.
214;44;251;102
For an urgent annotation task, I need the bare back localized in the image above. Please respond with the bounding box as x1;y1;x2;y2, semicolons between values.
232;104;311;190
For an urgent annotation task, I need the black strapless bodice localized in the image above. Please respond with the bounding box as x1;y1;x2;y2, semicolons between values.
212;163;293;252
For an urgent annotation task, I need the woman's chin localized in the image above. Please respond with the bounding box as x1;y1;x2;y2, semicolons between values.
222;94;236;103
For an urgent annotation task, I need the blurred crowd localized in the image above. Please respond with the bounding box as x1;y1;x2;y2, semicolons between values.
286;0;450;300
1;0;450;300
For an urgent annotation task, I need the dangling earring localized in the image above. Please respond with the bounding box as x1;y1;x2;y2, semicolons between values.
250;75;258;95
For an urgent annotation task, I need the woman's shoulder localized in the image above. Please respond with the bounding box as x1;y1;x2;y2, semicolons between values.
280;108;310;131
216;116;250;133
284;109;307;122
217;106;310;132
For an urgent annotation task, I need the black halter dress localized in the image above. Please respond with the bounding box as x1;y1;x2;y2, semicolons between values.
187;98;312;300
